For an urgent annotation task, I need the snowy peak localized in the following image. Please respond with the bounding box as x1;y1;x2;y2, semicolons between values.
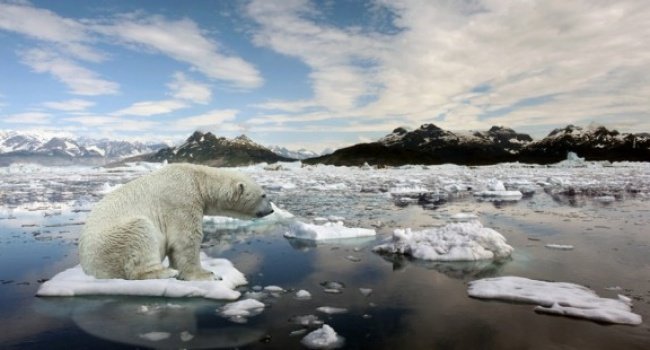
268;146;320;160
149;131;294;166
379;123;532;153
306;123;650;166
0;130;167;165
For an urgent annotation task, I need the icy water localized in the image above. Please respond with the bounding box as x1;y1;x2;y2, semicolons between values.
1;161;650;349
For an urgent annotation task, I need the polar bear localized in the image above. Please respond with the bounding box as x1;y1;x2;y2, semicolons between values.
79;163;273;281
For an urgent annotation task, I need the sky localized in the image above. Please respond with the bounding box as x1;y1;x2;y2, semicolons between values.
1;0;649;152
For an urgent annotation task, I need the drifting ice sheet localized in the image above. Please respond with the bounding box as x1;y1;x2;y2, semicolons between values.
36;253;247;300
284;221;376;241
467;276;642;325
373;221;513;261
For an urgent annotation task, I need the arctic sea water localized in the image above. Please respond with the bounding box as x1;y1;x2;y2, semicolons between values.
1;160;650;349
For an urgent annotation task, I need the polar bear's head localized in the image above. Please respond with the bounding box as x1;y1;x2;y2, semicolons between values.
202;168;274;219
231;179;274;219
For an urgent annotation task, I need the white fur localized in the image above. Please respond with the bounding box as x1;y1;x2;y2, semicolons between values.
79;163;273;281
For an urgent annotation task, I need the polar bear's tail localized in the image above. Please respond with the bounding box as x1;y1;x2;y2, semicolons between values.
79;216;178;280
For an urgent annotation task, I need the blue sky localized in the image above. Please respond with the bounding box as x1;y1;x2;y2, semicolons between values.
1;0;649;151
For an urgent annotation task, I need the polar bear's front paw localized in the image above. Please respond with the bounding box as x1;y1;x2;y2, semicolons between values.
179;268;215;281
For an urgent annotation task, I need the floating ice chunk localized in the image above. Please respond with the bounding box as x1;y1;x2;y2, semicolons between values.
180;331;194;342
373;221;513;261
301;324;345;349
487;180;506;192
36;253;246;300
138;332;171;341
316;306;348;315
467;276;642;325
311;183;347;191
359;288;373;297
595;195;616;203
389;185;429;194
205;202;294;227
296;289;312;300
545;244;574;250
284;221;376;241
474;180;522;200
321;281;345;290
289;314;324;327
265;182;296;191
263;285;285;293
218;299;265;322
449;213;478;222
474;190;523;200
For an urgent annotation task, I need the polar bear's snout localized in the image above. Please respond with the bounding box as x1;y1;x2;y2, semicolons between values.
254;194;274;218
256;207;274;218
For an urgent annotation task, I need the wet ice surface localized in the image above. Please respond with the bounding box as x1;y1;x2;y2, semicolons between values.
2;161;650;348
468;276;642;325
36;253;247;300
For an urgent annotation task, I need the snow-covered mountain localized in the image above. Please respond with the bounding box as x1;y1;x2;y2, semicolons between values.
146;131;294;166
306;123;650;166
268;146;320;160
0;131;167;165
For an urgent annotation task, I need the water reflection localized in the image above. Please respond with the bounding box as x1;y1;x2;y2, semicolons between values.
35;297;265;348
377;254;507;280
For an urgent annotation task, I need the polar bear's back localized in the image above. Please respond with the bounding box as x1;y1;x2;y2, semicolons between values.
84;164;202;232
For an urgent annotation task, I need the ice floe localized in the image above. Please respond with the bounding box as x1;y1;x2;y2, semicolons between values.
474;180;523;200
373;221;513;261
284;221;376;241
545;244;574;250
36;253;246;300
296;289;312;300
301;324;345;349
218;299;265;323
467;276;642;325
316;306;348;315
139;331;171;341
289;314;324;327
300;324;345;349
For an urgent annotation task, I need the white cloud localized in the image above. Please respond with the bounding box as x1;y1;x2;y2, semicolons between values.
167;72;212;104
63;115;159;131
245;0;650;136
172;109;239;129
0;1;103;62
20;48;119;96
112;100;188;117
93;15;263;89
4;112;51;124
43;99;95;111
247;0;383;111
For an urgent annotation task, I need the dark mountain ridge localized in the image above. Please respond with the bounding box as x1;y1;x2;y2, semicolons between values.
304;124;650;166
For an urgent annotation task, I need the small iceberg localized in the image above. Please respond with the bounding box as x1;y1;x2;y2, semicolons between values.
284;221;376;241
467;276;642;325
301;324;345;349
36;253;247;300
474;180;522;201
373;221;513;261
218;299;265;323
